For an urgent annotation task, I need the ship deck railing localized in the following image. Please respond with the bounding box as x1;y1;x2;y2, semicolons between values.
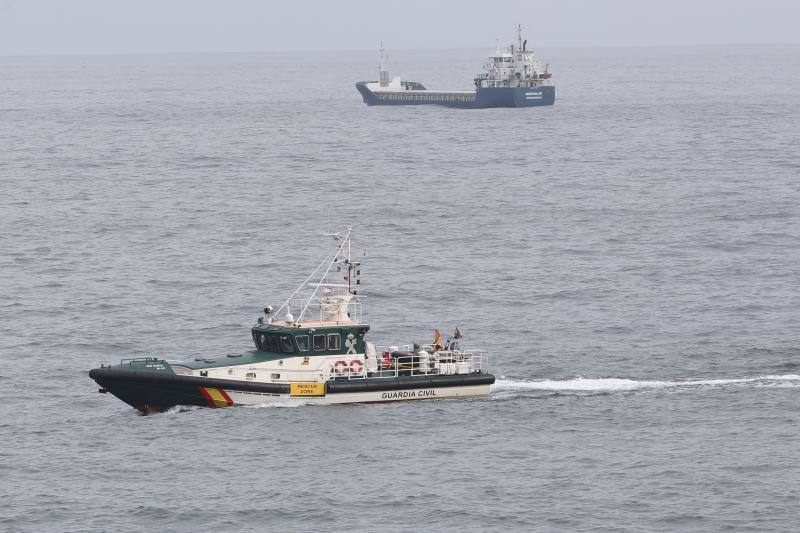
284;293;364;325
328;347;489;381
112;356;167;369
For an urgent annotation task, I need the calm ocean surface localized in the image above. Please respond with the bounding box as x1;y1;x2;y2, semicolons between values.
1;45;800;532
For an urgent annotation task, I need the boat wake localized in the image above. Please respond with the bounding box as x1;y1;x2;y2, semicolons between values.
244;399;308;409
491;374;800;395
162;405;204;414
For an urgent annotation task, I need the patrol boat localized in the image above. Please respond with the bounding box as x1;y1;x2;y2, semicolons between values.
89;229;494;413
355;25;554;108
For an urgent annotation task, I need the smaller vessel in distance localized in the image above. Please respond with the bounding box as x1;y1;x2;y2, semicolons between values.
356;25;554;109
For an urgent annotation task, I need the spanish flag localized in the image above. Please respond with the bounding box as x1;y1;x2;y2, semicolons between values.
433;328;442;347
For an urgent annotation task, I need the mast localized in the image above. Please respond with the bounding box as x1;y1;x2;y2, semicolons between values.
379;41;389;86
269;227;363;326
517;24;523;51
347;234;352;294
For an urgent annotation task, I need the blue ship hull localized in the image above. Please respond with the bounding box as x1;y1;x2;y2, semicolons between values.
356;83;555;108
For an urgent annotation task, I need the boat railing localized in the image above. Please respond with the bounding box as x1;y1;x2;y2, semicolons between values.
327;349;489;381
115;357;170;371
119;357;156;364
284;294;364;325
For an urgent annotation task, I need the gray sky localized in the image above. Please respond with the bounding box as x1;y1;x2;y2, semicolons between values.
0;0;798;56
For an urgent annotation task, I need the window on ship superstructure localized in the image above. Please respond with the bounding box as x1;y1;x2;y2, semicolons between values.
327;333;341;350
296;335;309;352
253;332;264;351
266;334;279;352
313;334;326;351
280;336;294;353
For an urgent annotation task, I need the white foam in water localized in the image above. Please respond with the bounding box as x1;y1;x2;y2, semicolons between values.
492;374;800;393
245;399;308;409
163;405;204;414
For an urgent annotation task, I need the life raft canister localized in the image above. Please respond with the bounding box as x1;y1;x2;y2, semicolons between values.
349;360;364;375
334;360;349;375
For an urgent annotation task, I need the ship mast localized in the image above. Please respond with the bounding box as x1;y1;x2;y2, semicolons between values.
379;41;389;86
270;227;363;326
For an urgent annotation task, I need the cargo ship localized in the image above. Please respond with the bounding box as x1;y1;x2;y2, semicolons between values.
89;229;495;413
356;25;554;108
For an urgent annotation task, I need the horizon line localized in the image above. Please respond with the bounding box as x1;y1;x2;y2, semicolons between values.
1;41;798;59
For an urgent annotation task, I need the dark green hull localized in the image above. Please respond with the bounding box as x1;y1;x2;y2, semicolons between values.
93;374;209;413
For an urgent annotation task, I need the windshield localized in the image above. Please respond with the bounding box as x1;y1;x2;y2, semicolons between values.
296;335;309;351
280;336;294;353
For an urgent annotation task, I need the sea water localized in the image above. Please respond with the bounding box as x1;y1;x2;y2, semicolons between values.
1;45;799;532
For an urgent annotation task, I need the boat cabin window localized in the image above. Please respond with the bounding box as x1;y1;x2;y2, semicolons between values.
280;336;294;353
254;333;265;351
313;334;326;351
266;335;279;352
295;335;309;352
327;333;341;350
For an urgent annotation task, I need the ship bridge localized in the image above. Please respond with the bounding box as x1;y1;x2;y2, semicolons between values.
251;228;369;356
475;25;553;89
